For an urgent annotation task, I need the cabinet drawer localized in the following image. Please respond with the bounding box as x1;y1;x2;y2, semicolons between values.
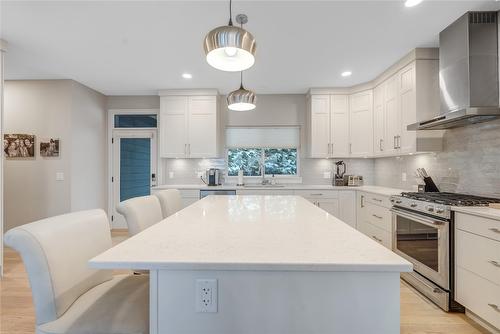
365;193;392;209
358;220;392;249
365;202;392;232
456;230;500;286
456;213;500;242
294;190;338;199
456;267;500;329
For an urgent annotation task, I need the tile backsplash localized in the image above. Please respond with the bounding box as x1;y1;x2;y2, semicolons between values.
374;118;500;197
161;157;374;186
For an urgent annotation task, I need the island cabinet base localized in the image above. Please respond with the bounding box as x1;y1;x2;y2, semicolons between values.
150;269;401;334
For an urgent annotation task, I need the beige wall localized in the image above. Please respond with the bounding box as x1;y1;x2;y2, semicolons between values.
3;80;106;231
106;95;159;110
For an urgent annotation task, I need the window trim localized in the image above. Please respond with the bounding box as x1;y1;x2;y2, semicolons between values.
225;147;301;178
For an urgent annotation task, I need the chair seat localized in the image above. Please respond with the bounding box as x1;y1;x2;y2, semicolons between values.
38;275;149;334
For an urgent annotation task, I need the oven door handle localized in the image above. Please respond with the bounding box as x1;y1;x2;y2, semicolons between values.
390;208;448;227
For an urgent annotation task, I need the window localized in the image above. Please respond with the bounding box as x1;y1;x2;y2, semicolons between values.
114;114;157;128
226;127;299;177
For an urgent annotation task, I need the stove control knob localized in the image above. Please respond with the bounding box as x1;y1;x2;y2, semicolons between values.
436;207;444;214
410;202;418;208
396;200;402;204
426;205;435;212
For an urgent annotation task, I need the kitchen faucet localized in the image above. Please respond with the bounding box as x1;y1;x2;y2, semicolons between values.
260;161;271;185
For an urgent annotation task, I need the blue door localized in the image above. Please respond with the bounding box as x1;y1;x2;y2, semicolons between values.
119;138;151;202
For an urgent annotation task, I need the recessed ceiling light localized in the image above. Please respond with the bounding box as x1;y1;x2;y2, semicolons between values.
405;0;423;7
341;71;352;77
182;73;192;79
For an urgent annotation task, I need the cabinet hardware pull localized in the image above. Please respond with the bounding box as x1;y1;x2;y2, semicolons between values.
379;139;383;151
372;214;383;219
488;303;500;312
311;193;323;196
360;195;365;208
397;135;401;149
349;143;352;154
489;228;500;234
372;236;382;243
184;143;187;156
488;260;500;267
372;198;382;202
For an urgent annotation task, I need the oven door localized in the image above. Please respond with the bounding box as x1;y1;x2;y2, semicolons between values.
391;207;449;290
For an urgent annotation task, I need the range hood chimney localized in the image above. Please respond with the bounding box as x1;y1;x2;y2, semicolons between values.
408;11;500;130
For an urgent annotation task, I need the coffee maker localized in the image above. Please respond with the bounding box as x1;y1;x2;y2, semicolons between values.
333;161;346;186
206;168;221;186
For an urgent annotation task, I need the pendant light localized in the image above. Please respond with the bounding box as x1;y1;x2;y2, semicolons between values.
203;1;256;72
227;71;256;111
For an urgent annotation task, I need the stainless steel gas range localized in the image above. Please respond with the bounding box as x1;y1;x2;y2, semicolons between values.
390;192;500;312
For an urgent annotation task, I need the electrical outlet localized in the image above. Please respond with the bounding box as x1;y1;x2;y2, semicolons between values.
197;171;204;178
55;172;64;181
323;171;331;179
195;279;217;313
402;172;407;182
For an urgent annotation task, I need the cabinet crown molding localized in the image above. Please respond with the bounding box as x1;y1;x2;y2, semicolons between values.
158;89;219;96
308;48;438;96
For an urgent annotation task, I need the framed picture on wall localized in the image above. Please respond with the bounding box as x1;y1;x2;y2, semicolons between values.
40;138;60;157
3;134;35;158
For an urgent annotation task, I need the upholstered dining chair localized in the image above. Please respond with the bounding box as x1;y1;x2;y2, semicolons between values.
3;209;149;334
154;189;183;218
116;195;163;236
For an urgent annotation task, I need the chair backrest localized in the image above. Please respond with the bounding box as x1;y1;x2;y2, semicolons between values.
116;195;163;236
3;209;113;325
154;189;183;218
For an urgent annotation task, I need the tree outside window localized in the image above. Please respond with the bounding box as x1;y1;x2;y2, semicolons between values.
227;148;297;176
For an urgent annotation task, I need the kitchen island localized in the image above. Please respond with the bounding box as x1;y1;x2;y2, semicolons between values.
90;195;412;334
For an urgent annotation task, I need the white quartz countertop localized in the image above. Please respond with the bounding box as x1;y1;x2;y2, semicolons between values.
452;206;500;221
152;184;405;196
90;195;412;272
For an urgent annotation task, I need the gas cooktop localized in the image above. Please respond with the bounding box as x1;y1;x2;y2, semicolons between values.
400;192;500;206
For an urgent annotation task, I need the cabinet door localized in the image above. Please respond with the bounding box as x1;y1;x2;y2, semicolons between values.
373;83;385;156
338;191;356;228
330;95;350;157
399;64;417;154
188;96;217;158
160;96;188;158
317;198;340;217
309;95;331;158
349;90;373;157
384;74;400;154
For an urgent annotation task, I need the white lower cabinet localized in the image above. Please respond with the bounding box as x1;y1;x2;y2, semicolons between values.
294;190;356;228
236;189;294;196
455;212;500;331
356;191;393;249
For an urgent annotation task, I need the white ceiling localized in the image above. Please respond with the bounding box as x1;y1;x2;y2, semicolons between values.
1;1;499;95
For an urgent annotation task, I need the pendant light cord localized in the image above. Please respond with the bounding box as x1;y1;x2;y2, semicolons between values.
228;0;233;26
240;71;244;89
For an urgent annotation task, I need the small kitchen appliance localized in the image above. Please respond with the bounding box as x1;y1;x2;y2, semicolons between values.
333;161;346;186
205;168;222;186
346;175;363;187
390;192;500;312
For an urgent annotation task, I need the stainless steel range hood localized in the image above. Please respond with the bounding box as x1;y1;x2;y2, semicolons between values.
408;11;500;130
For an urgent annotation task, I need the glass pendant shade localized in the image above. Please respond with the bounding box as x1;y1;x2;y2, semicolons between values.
227;86;256;111
204;25;256;72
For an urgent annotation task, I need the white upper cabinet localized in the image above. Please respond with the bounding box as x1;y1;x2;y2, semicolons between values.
308;95;331;158
159;91;219;158
160;96;188;158
330;95;350;156
349;90;373;157
373;83;385;156
307;94;350;158
384;74;401;155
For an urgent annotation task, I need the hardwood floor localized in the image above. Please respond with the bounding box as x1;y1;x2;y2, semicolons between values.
0;231;490;334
